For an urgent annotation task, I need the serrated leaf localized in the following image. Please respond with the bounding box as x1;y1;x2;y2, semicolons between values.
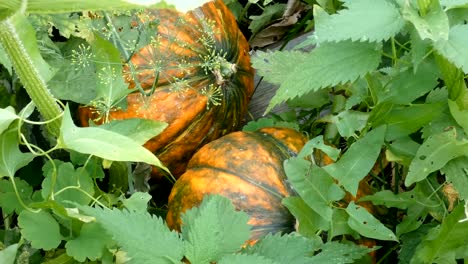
122;192;152;212
324;126;385;196
0;243;18;264
58;105;168;170
0;106;18;135
80;206;184;264
346;202;398;241
181;195;251;264
402;0;449;41
41;161;95;207
219;254;277;264
285;159;344;221
314;0;404;43
309;241;376;264
442;156;468;200
412;204;468;263
65;222;114;262
434;24;468;73
282;196;329;237
405;128;468;186
253;41;381;113
0;178;33;214
99;118;168;145
18;210;62;250
242;233;318;264
0;129;35;178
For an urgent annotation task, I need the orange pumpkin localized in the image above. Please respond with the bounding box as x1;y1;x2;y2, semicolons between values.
78;0;254;178
166;127;308;241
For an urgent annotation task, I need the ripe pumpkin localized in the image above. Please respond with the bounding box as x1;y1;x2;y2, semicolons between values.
78;0;254;178
166;127;308;241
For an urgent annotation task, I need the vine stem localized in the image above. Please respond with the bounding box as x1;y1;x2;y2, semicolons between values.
0;13;62;136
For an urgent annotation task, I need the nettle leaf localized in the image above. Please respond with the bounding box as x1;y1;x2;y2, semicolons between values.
41;161;95;206
181;195;251;264
0;243;18;264
434;24;468;72
405;128;468;186
219;254;277;264
0;129;35;178
98;118;168;145
0;178;34;214
324;126;386;196
58;105;167;170
441;156;468;200
402;0;449;41
282;196;330;237
242;233;318;264
309;241;377;264
314;0;404;43
18;210;62;250
80;206;184;264
253;41;381;113
65;222;114;262
346;202;398;241
412;204;468;264
285;158;345;221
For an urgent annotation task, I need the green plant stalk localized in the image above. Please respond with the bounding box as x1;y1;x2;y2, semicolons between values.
0;15;62;136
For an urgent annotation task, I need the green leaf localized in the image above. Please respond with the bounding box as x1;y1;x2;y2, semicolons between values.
396;204;429;237
434;52;467;103
0;243;18;264
0;43;13;75
359;190;417;209
405;128;468;186
441;0;468;10
253;41;381;113
65;222;114;262
441;156;468;200
282;196;329;238
219;254;277;264
314;0;404;43
434;24;468;72
0;106;17;134
330;208;359;239
346;202;398;241
41;161;95;206
98;118;168;145
386;136;420;166
0;178;33;214
181;195;251;264
402;0;449;41
122;192;152;212
0;129;35;178
297;135;341;162
448;100;468;132
330;110;369;138
242;233;319;264
398;223;436;264
18;210;62;250
243;118;299;132
323;126;386;196
58;105;167;170
80;206;184;264
309;241;377;264
412;204;468;263
285;159;345;221
249;4;286;37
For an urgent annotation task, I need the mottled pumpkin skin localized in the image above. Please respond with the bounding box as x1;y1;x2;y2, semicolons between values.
78;0;254;178
166;127;308;241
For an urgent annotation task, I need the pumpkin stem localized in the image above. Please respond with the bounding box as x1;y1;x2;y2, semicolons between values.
212;56;237;85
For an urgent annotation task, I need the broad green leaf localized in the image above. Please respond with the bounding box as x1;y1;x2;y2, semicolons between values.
0;178;33;214
65;222;114;262
243;117;299;132
282;196;330;238
18;210;62;250
41;161;95;206
448;100;468;132
242;233;319;264
98;118;168;145
219;254;277;264
309;241;377;264
402;0;449;41
285;159;345;221
122;192;152;212
0;43;12;75
249;4;286;37
58;105;167;170
253;41;381;113
181;195;251;264
386;136;420;166
434;52;467;103
330;110;369;138
442;156;468;200
324;126;386;196
346;202;398;241
412;204;468;263
399;223;436;263
409;27;432;70
0;243;18;264
405;128;468;186
441;0;468;10
359;190;417;209
434;24;468;73
314;0;404;43
396;204;429;237
330;208;359;239
297;135;341;162
0;129;35;178
80;206;184;264
0;106;17;134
